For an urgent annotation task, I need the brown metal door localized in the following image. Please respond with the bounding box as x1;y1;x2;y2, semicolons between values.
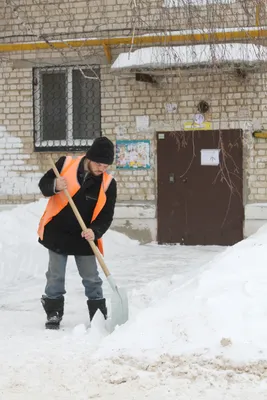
157;130;244;246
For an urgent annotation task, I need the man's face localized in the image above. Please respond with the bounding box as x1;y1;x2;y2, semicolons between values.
88;160;109;176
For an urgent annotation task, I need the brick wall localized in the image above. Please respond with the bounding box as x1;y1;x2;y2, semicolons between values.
102;67;267;205
0;57;266;206
1;0;262;39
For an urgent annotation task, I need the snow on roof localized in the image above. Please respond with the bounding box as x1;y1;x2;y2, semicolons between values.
141;26;267;37
111;43;267;71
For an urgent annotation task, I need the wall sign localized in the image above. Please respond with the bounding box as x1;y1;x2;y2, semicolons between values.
165;103;177;113
184;121;212;130
116;140;150;169
194;113;205;125
115;124;128;138
136;116;149;132
201;149;220;166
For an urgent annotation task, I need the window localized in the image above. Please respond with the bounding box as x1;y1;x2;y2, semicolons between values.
33;66;101;151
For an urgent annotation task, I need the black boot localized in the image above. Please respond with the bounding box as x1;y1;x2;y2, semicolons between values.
87;298;107;321
41;296;64;330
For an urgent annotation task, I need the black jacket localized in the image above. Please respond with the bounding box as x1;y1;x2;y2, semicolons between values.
38;156;117;255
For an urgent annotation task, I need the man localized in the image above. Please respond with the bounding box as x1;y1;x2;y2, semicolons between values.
37;136;116;329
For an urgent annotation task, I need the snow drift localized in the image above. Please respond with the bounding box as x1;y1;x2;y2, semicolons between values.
96;226;267;363
1;200;267;399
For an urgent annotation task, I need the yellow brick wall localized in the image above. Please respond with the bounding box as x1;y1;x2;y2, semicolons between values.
0;58;266;203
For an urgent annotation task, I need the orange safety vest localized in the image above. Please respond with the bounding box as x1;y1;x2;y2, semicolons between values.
38;155;113;255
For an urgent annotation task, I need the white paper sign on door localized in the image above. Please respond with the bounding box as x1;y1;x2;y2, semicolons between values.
200;149;220;166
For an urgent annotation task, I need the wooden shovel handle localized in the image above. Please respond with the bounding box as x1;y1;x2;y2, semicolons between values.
48;155;111;278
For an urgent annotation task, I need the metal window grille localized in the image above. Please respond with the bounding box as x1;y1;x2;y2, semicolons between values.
33;66;101;152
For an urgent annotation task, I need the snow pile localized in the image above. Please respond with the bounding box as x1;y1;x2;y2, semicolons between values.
0;200;47;284
95;225;267;363
2;199;267;366
0;199;140;285
1;201;267;397
111;43;267;70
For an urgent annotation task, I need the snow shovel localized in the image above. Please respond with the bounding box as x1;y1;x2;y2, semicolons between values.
49;156;128;331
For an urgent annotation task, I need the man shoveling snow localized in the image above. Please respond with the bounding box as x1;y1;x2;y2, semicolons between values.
37;137;116;329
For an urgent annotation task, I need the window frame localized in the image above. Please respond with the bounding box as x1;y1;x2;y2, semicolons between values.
33;65;101;152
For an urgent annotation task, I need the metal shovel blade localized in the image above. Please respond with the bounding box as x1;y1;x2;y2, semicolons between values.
107;276;128;332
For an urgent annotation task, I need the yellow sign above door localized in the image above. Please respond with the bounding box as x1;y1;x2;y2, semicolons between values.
183;121;212;131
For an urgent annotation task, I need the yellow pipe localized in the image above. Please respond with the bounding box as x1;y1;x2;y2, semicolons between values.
0;28;266;52
103;44;112;63
253;131;267;138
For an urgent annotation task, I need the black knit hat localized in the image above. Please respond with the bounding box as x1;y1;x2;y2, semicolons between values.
86;136;114;165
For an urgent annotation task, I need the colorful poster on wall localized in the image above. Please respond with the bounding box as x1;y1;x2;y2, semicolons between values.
116;140;150;169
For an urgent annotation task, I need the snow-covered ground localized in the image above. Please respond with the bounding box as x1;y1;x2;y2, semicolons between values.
1;200;267;399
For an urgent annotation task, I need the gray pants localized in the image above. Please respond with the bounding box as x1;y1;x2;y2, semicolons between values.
44;250;103;300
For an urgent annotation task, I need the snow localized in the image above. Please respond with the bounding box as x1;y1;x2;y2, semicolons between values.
1;200;267;398
111;43;267;70
139;26;266;38
0;125;41;195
